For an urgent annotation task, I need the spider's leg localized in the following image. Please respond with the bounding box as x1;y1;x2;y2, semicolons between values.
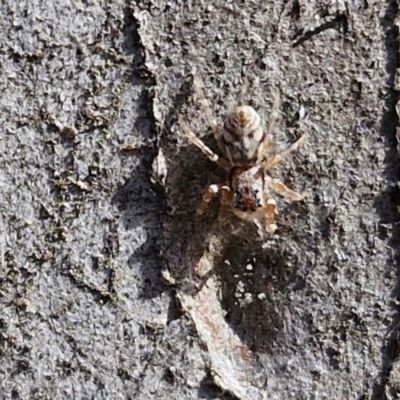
178;115;230;170
263;194;278;234
197;184;220;215
257;89;280;162
193;75;221;140
266;177;308;201
218;185;233;222
263;133;308;170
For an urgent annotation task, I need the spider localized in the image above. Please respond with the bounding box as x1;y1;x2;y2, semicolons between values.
178;76;308;234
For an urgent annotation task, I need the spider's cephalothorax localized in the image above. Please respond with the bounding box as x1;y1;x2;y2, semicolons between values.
178;76;308;234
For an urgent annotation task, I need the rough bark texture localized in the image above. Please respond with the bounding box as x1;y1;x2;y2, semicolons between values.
1;0;400;399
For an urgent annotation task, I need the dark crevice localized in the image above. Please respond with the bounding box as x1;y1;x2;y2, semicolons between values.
198;374;239;400
292;13;348;47
289;0;301;21
113;5;165;301
371;1;400;399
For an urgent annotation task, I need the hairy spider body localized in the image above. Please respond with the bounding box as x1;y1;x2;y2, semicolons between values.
178;76;308;234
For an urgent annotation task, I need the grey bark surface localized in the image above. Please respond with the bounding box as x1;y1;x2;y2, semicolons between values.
1;0;400;399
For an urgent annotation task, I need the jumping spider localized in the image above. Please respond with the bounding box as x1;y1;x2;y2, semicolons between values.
178;76;308;234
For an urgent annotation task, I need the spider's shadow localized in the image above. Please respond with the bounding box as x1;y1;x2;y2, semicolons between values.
162;79;309;353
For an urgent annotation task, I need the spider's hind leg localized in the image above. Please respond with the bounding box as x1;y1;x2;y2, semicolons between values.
266;177;308;201
218;185;233;222
264;195;278;234
197;184;219;215
196;183;233;224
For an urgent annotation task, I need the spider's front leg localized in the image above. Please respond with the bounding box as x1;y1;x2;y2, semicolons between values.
178;115;231;170
264;133;308;170
192;75;221;140
257;89;281;162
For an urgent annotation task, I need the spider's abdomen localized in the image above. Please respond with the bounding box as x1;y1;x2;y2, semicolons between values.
229;165;265;220
233;186;262;212
219;106;264;165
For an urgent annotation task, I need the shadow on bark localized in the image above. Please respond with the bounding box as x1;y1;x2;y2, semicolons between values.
372;1;400;398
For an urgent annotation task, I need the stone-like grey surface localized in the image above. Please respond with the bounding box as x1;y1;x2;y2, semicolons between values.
136;0;400;399
1;0;400;399
0;2;215;399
